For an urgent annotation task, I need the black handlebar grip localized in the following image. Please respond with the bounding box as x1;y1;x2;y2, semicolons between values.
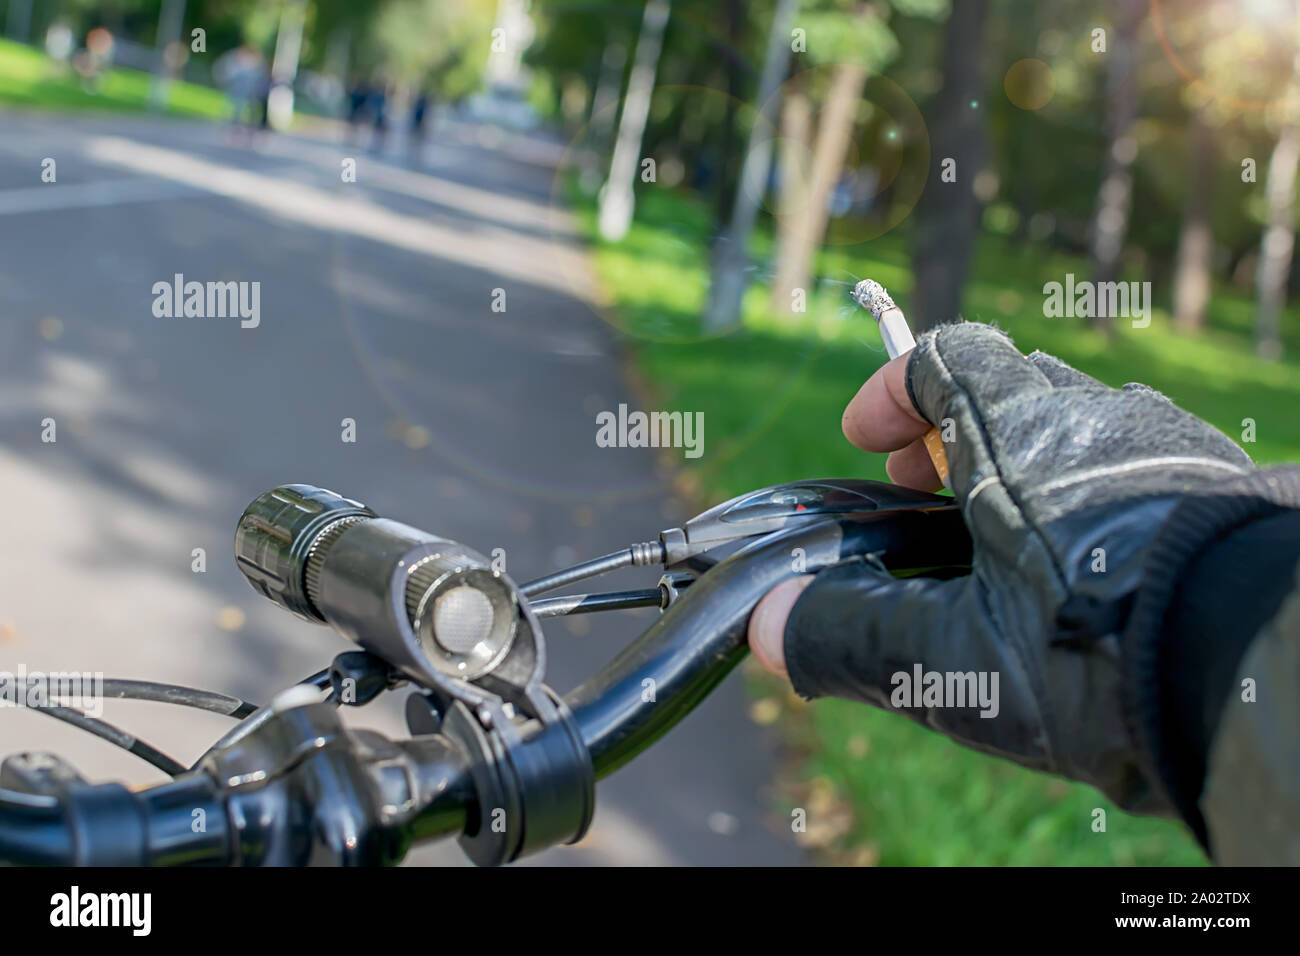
56;777;230;865
235;484;376;623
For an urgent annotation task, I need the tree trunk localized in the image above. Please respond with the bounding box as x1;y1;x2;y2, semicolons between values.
590;40;628;150
714;0;745;228
770;80;813;278
1255;122;1300;359
1087;0;1144;335
598;0;672;242
5;0;33;42
910;0;990;331
266;0;308;130
148;0;189;112
1173;107;1214;333
1254;15;1300;360
326;26;353;94
770;62;868;316
704;0;800;330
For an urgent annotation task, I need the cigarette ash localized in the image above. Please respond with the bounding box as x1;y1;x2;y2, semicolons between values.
850;279;897;320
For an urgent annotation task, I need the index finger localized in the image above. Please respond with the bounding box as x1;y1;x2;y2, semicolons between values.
842;351;931;453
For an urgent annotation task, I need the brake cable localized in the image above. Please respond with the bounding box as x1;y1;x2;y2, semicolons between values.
29;706;188;777
8;678;264;780
101;679;259;718
15;678;265;778
518;541;665;597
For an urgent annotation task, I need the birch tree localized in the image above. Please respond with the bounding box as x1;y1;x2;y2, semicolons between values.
1254;11;1300;358
1086;0;1144;335
705;0;802;330
598;0;672;242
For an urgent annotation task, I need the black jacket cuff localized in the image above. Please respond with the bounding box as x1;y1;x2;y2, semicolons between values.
1122;466;1300;848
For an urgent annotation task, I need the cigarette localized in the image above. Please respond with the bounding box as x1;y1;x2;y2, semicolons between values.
850;279;951;489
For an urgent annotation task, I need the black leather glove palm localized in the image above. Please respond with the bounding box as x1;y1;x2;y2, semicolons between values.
784;322;1300;816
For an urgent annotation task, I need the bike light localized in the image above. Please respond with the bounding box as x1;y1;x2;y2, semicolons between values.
235;485;521;685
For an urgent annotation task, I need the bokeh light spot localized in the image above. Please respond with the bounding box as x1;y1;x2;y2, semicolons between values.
1004;58;1056;110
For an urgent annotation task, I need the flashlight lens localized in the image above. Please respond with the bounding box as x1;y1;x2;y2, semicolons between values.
433;586;495;654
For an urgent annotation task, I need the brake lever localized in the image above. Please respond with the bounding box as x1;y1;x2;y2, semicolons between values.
660;478;955;567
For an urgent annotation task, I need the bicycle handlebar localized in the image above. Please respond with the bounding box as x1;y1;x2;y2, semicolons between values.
0;502;969;866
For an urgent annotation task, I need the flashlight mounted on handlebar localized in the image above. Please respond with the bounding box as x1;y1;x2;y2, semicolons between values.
234;485;594;865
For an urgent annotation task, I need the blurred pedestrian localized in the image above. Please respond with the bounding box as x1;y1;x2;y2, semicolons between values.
408;90;434;166
346;75;371;146
257;71;273;132
213;44;266;144
368;76;390;156
71;27;114;94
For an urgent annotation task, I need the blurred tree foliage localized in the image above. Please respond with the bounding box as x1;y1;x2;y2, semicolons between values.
340;0;494;94
37;0;494;98
32;0;1299;341
527;0;1300;346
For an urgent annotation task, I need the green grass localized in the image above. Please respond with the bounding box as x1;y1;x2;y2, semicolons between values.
0;37;229;117
579;183;1300;865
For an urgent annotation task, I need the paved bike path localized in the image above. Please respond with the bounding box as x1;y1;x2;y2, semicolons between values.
0;111;800;866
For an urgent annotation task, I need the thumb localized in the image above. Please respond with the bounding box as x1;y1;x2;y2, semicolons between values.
749;575;815;676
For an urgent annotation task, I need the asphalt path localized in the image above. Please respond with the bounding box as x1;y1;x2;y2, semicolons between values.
0;109;801;866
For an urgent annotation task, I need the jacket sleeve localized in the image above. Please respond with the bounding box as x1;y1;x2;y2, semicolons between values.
1126;502;1300;860
1200;561;1300;864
